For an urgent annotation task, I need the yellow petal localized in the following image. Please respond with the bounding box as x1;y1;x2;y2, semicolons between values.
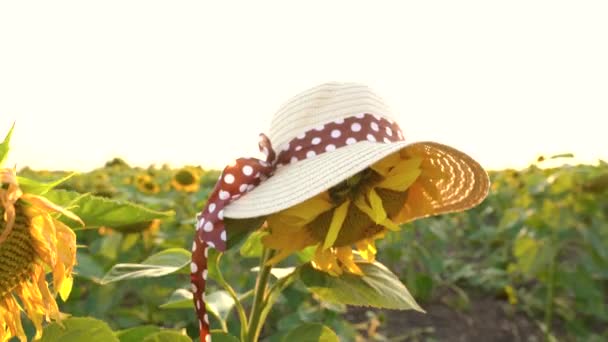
322;200;350;250
21;193;84;226
367;189;385;222
355;239;377;262
336;247;363;275
394;182;435;223
311;245;342;276
377;158;422;192
353;195;379;227
361;189;401;231
261;223;315;265
370;152;401;176
59;276;74;301
276;192;333;225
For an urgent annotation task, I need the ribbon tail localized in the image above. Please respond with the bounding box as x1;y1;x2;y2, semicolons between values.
191;239;211;342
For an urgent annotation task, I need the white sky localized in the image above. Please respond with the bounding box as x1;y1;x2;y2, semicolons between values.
1;1;606;172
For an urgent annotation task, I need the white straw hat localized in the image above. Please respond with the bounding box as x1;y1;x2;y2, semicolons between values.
223;82;489;220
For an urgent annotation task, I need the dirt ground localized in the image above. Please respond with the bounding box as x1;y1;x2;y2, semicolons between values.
346;296;557;342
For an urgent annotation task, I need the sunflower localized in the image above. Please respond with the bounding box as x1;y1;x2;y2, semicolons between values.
135;174;160;195
261;148;447;276
171;168;200;193
0;168;82;341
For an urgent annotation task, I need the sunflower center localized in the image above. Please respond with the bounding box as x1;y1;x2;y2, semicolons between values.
0;202;35;298
308;169;409;247
144;182;156;191
174;170;196;185
329;168;378;204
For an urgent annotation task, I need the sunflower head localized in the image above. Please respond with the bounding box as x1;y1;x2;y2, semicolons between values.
171;168;200;193
136;174;161;195
261;149;446;276
0;169;80;341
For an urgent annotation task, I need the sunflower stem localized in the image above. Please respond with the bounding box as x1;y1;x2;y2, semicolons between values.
246;247;276;342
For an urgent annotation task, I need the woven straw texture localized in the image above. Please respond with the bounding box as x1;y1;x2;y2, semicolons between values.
224;82;489;220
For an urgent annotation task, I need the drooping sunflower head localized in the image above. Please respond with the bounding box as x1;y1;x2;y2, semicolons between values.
171;168;200;193
0;169;80;342
261;148;448;276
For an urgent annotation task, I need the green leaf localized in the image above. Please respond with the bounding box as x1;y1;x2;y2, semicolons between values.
251;266;296;279
282;323;339;342
0;123;14;167
142;331;192;342
225;216;266;249
210;331;240;342
159;289;193;309
40;317;118;342
239;230;266;258
74;251;105;283
207;248;223;282
101;248;190;284
116;326;162;342
513;234;541;274
17;173;76;195
299;261;424;312
43;189;173;230
296;245;316;263
206;290;236;320
413;274;434;302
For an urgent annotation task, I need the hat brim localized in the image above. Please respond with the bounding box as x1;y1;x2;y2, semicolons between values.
223;141;489;221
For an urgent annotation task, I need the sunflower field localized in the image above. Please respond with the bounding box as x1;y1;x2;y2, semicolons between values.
1;126;607;342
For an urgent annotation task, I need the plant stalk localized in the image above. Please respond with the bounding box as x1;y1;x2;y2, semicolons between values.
543;234;557;342
246;248;276;342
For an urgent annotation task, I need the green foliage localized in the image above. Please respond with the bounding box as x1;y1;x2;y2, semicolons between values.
13;156;606;341
17;173;76;195
210;331;240;342
299;261;423;311
282;323;339;342
141;331;192;342
116;326;162;342
101;248;190;284
0;123;14;167
44;189;174;230
40;317;119;342
376;162;608;340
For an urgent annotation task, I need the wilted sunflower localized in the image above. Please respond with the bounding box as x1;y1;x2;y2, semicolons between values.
171;168;200;193
135;174;160;195
0;168;82;341
262;149;444;276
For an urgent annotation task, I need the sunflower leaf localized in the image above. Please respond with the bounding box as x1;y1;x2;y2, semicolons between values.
100;248;190;284
115;326;162;342
159;289;193;309
40;317;119;342
141;331;192;342
282;323;339;342
299;260;424;312
210;331;240;342
17;173;76;195
42;189;174;230
0;122;15;167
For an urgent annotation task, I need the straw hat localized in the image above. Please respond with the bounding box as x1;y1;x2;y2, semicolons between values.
190;82;490;341
223;82;489;220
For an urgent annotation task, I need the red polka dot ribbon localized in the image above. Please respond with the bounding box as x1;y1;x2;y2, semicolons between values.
191;113;404;341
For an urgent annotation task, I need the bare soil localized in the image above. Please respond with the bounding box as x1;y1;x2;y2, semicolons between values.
345;296;559;342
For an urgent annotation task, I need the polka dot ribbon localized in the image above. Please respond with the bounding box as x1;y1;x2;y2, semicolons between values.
191;113;404;341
